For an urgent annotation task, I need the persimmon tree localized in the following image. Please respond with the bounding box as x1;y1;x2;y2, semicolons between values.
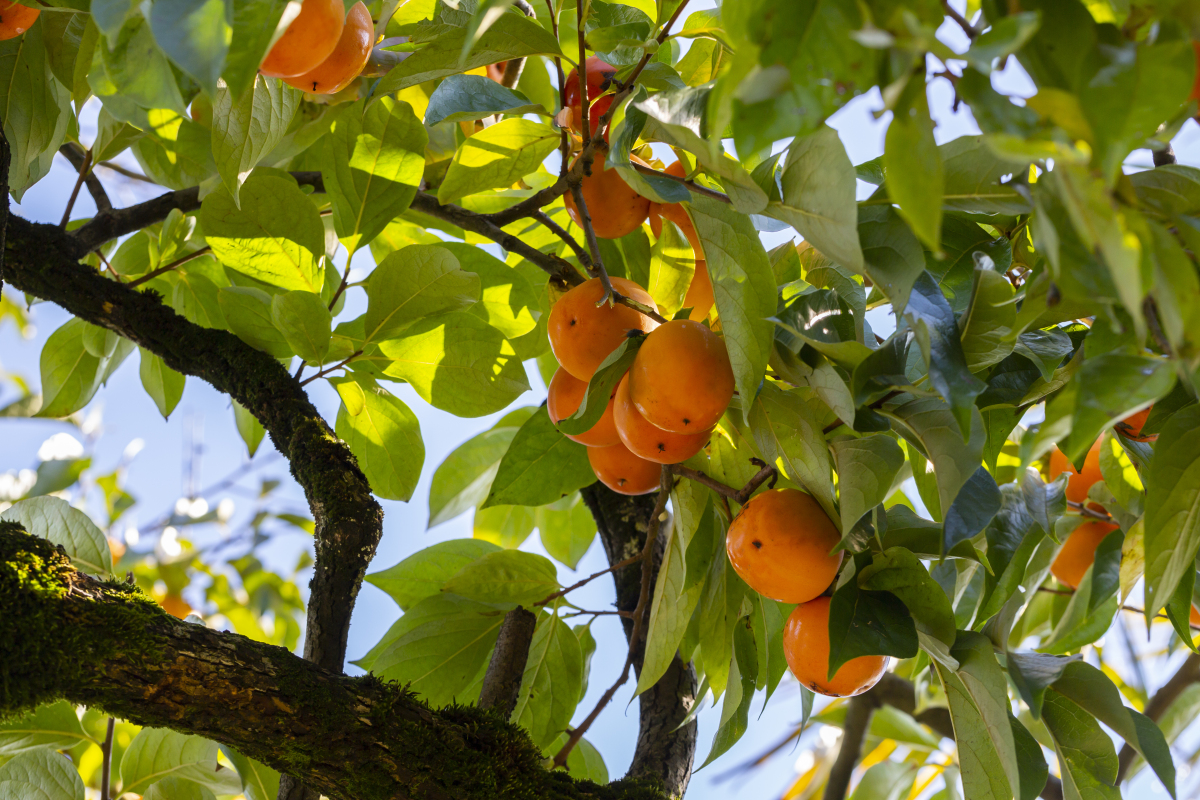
3;0;1200;799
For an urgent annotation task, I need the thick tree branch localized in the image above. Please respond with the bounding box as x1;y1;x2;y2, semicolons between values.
1116;653;1200;781
581;482;697;796
4;215;381;678
823;693;878;800
478;607;537;717
0;527;666;800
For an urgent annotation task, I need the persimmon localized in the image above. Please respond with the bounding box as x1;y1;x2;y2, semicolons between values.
1048;440;1104;505
726;488;842;604
160;593;193;619
547;367;620;447
0;0;38;40
565;56;617;133
613;375;712;464
259;0;345;78
1114;406;1154;441
547;276;659;381
1192;604;1200;627
587;441;661;495
627;319;734;434
783;597;888;698
486;61;508;83
1050;520;1119;590
564;153;651;239
284;2;372;95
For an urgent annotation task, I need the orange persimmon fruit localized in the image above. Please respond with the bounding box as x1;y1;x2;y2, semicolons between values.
0;0;38;40
547;367;621;447
1048;441;1104;505
587;441;661;495
563;153;652;239
627;319;734;434
547;276;659;381
613;375;712;464
783;597;888;698
283;2;373;95
1050;520;1120;590
260;0;345;78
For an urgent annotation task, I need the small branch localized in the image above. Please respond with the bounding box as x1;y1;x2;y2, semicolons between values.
554;467;674;768
124;246;212;289
99;717;115;800
499;2;535;89
1152;142;1177;167
629;162;731;204
298;351;363;387
60;148;93;227
534;551;646;607
59;144;113;214
823;693;880;800
1036;587;1190;626
567;180;616;305
1143;297;1174;357
532;210;593;269
670;458;777;506
96;160;157;184
1116;654;1200;781
1065;500;1114;523
941;0;980;39
328;267;352;311
478;606;537;717
0;129;8;291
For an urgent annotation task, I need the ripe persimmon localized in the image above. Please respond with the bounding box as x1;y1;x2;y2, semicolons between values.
587;441;661;495
784;597;888;698
260;0;345;78
726;488;842;604
486;61;508;83
547;367;621;447
0;0;37;40
1115;407;1154;441
1050;520;1119;590
160;593;193;619
564;153;651;239
1192;42;1200;101
627;319;734;434
284;2;372;95
1191;604;1200;627
1048;441;1104;505
613;375;711;464
565;56;617;132
547;276;659;381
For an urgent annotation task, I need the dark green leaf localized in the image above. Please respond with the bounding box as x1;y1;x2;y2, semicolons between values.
484;406;597;508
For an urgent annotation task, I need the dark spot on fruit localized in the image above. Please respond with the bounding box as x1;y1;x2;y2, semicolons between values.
617;477;627;485
752;540;762;549
657;442;667;452
570;318;577;326
682;418;690;426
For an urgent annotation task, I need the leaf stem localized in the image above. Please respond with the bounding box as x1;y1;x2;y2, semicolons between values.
100;717;115;800
298;351;364;387
125;246;213;289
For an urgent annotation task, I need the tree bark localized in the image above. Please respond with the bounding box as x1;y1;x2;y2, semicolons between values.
0;525;670;800
582;483;698;797
479;607;538;717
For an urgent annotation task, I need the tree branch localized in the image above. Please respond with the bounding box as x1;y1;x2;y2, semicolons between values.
4;215;382;679
0;526;667;800
822;693;879;800
1116;653;1200;781
58;143;113;219
0;129;8;292
579;481;697;796
478;607;538;718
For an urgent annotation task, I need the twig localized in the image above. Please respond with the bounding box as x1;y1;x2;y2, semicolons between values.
629;162;732;204
577;7;592;152
567;181;616;305
328;267;352;311
532;210;593;269
125;246;212;289
298;351;363;386
1036;586;1194;627
59;144;112;214
60;148;93;227
94;250;123;283
1144;297;1174;357
96;160;157;184
823;693;880;800
1116;654;1200;781
671;457;778;506
941;0;980;38
1065;500;1114;523
545;0;571;177
99;717;116;800
534;551;646;606
553;466;674;767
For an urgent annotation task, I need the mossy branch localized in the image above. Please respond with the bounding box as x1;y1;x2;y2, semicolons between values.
0;525;670;800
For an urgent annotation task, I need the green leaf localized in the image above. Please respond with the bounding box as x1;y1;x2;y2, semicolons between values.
441;549;558;607
943;467;1002;556
966;12;1041;74
1007;652;1081;720
701;615;757;767
92;0;137;44
1040;691;1121;800
138;347;185;419
428;425;523;527
271;290;332;365
512;610;583;749
211;76;299;205
364;245;479;343
0;22;72;201
218;287;294;358
1013;328;1072;382
424;74;547;125
36;319;105;418
437;118;560;204
976;483;1043;623
767;124;864;272
223;0;289;99
555;335;642;436
352;594;504;707
0;751;84;800
747;382;836;520
934;644;1018;800
831;434;904;537
1051;661;1176;796
858;205;925;311
143;777;216;800
827;554;918;676
119;729;243;796
689;195;775;417
1;497;112;576
534;495;596;570
647;219;696;319
232;399;265;457
377;312;530;417
1058;354;1175;467
696;532;747;697
484;406;595;507
322;97;427;255
859;547;956;648
1141;405;1200;617
436;243;541;344
374;10;564;94
887;397;986;517
959;263;1016;371
883;79;943;252
224;749;279;800
201;170;325;293
334;376;424;502
149;0;231;97
94;17;187;115
473;503;536;548
0;702;90;757
367;540;501;612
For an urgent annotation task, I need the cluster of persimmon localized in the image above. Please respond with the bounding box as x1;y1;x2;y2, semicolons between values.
258;0;374;96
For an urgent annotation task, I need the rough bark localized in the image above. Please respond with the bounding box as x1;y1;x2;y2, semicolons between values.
478;607;538;717
581;484;697;797
4;215;381;677
0;526;669;800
